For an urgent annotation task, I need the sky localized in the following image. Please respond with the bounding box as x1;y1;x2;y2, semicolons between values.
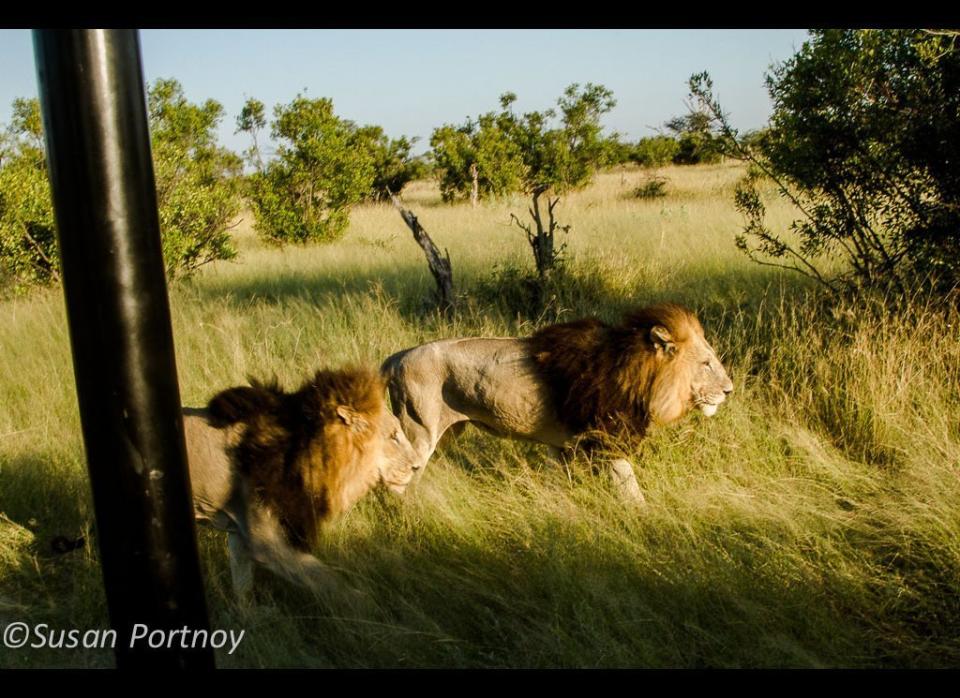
0;29;810;157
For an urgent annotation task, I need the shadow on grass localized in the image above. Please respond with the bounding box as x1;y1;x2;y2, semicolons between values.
183;264;428;313
0;453;91;553
4;446;958;667
228;498;920;669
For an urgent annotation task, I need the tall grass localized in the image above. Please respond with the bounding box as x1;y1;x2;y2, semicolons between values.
1;163;958;667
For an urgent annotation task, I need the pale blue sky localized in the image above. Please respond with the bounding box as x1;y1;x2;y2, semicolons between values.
0;29;809;156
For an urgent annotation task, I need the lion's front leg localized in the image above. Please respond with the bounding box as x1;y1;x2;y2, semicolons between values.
385;378;441;481
244;505;337;593
608;458;647;506
227;530;255;603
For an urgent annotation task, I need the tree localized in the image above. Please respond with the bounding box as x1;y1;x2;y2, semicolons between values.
148;79;243;277
600;134;634;167
0;99;56;290
240;95;379;244
427;85;615;285
0;82;241;293
236;97;267;171
507;83;617;280
664;104;724;165
428;98;525;203
631;135;680;168
689;29;960;293
354;126;426;201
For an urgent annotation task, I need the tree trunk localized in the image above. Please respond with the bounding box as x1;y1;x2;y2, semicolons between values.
469;163;479;208
529;187;559;280
388;189;455;315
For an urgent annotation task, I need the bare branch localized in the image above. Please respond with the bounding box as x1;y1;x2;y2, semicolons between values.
388;187;455;314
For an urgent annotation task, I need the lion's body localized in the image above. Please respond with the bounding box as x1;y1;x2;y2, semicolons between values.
382;304;733;501
183;367;417;597
383;337;572;459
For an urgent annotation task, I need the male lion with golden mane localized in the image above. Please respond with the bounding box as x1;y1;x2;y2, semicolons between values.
381;303;732;502
182;366;417;598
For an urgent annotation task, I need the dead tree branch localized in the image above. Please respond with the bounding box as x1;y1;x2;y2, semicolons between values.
388;188;455;314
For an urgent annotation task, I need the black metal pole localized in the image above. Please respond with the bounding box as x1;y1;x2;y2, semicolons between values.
33;29;213;669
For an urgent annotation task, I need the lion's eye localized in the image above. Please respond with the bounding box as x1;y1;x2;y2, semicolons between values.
703;361;714;372
391;431;400;442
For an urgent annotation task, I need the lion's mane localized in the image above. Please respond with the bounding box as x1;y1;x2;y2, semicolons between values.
206;367;386;549
525;303;705;441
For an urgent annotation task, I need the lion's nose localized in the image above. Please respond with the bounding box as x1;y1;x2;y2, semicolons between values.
723;384;734;395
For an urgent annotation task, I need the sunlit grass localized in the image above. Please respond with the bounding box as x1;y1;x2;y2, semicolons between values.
1;163;958;667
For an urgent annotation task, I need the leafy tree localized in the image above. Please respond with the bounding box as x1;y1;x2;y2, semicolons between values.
236;97;267;171
0;98;56;290
353;126;426;201
690;29;960;293
239;99;421;203
429;100;525;203
239;95;377;244
148;79;243;277
429;84;615;280
0;81;240;293
505;83;617;280
665;105;724;165
430;84;616;279
631;135;680;168
599;134;634;166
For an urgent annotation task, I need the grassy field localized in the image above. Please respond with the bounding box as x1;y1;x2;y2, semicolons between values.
1;163;959;668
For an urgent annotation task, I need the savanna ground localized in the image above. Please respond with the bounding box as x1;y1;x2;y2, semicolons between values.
1;163;959;668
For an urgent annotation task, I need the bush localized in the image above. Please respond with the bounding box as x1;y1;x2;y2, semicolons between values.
148;79;243;277
474;258;632;323
429;106;525;203
0;83;241;294
240;96;420;243
664;108;725;165
633;176;668;199
631;136;679;168
0;99;57;292
354;127;425;201
672;131;723;165
691;29;960;293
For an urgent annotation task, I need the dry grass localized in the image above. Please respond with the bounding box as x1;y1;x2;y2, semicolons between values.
1;163;958;667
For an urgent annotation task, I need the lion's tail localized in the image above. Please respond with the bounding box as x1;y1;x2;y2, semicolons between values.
206;381;282;428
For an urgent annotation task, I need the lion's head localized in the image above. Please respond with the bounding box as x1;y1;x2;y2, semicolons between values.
626;304;734;425
302;368;419;511
206;367;418;538
528;302;733;439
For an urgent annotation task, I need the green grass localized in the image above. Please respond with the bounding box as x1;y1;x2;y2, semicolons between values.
1;163;959;667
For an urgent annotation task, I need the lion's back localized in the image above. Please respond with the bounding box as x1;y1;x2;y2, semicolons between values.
382;337;569;445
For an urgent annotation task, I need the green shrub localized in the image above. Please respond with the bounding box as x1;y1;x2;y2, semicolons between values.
239;96;379;244
631;136;679;168
691;29;960;292
633;176;668;199
0;82;242;294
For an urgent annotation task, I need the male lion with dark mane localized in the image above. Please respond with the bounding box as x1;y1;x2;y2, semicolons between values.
381;303;732;502
183;366;417;598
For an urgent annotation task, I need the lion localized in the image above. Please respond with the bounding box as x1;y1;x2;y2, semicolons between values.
381;303;733;502
182;366;418;599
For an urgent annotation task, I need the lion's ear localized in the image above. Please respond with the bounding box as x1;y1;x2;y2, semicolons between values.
336;405;370;433
650;325;676;355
